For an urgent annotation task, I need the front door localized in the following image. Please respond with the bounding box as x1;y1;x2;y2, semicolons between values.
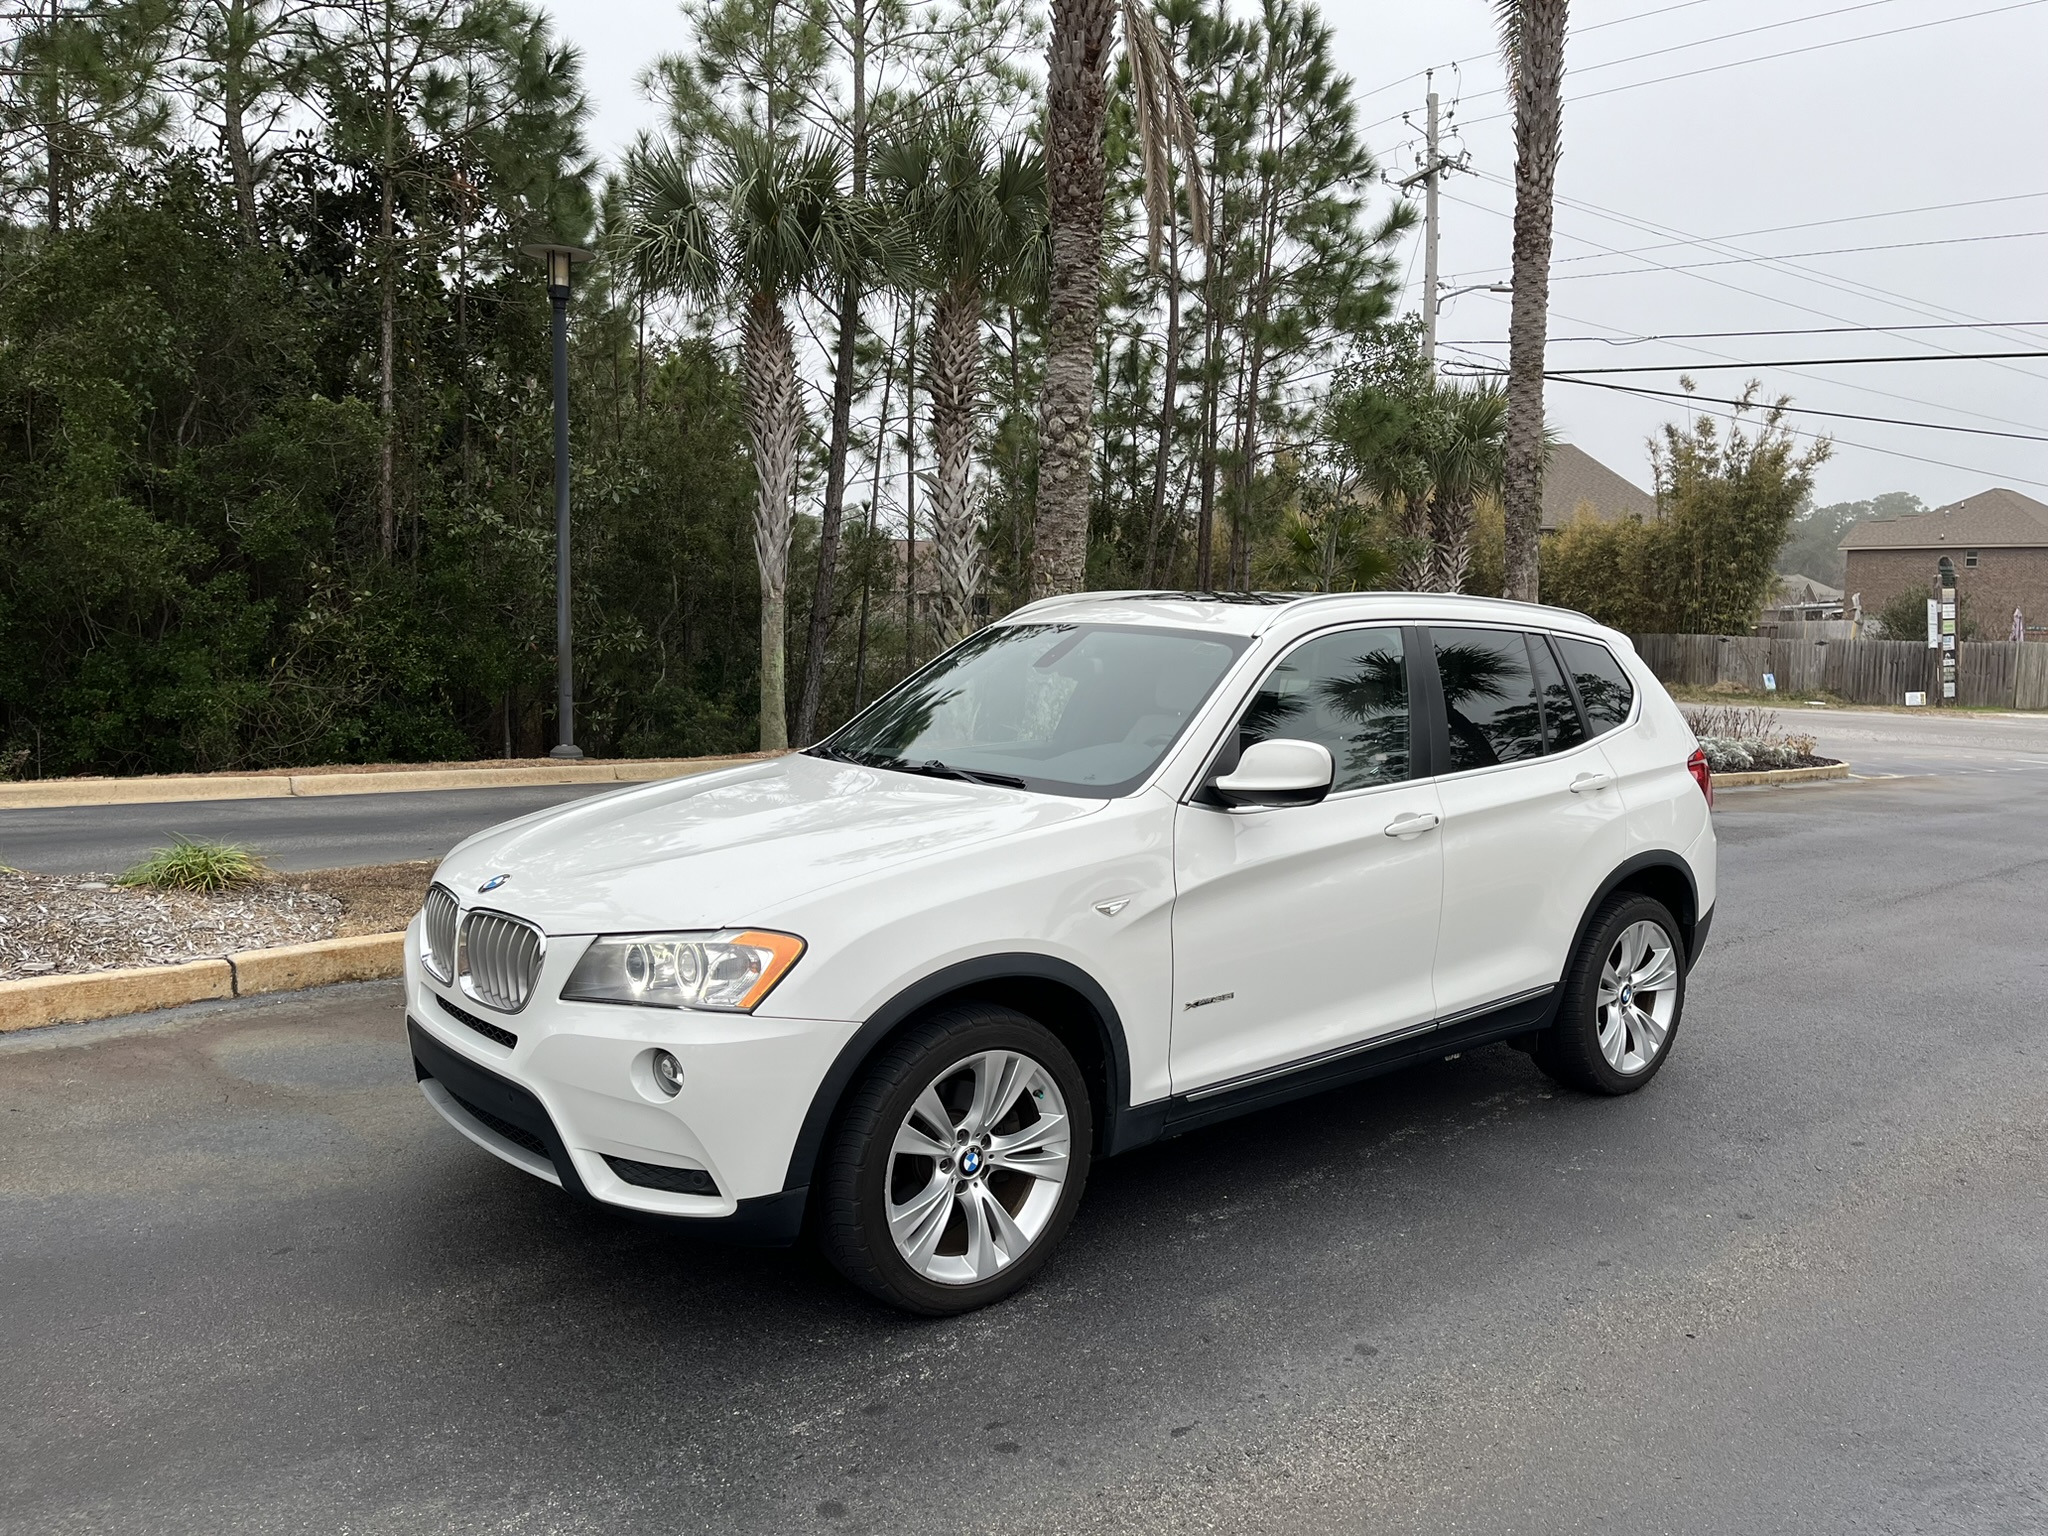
1170;625;1445;1094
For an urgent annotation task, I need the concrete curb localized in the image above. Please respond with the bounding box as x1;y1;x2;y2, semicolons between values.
0;754;775;811
1;932;405;1033
1710;761;1851;789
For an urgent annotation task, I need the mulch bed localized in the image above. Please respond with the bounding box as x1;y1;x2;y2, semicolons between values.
0;861;435;981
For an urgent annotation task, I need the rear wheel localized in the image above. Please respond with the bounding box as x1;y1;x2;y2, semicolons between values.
819;1005;1092;1315
1536;894;1686;1095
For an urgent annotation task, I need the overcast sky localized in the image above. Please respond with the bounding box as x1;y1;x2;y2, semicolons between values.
545;0;2048;512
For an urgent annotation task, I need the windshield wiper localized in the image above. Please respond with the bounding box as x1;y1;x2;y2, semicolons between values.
807;743;871;765
874;757;1028;789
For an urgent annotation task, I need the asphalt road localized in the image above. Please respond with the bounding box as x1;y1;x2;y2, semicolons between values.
6;706;2048;876
0;783;617;874
5;769;2047;1533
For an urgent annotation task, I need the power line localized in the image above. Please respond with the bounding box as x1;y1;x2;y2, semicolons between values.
1461;0;1919;104
1353;0;1730;106
1453;179;2048;382
1532;373;2048;442
1532;192;2048;269
1529;379;2048;491
1452;285;2048;435
1453;0;2048;128
1448;320;2048;345
1542;228;2048;282
1548;350;2048;373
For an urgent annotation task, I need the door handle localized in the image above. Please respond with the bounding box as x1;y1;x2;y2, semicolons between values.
1569;772;1615;794
1383;811;1441;838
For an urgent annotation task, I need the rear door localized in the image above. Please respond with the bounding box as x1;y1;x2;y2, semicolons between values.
1426;626;1632;1020
1170;625;1445;1093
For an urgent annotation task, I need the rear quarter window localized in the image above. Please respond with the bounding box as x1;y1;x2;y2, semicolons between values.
1555;636;1636;736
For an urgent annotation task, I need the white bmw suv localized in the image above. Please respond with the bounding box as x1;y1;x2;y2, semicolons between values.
405;592;1715;1313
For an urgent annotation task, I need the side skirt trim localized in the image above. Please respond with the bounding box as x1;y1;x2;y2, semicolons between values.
1157;985;1560;1138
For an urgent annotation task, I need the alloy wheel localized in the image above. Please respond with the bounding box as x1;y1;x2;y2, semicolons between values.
884;1049;1072;1286
1596;919;1680;1075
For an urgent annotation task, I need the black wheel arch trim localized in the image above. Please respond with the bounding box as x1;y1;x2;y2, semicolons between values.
781;953;1140;1194
1572;850;1707;971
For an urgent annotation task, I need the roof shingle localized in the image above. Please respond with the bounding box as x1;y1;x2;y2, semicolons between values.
1541;443;1657;532
1838;488;2048;551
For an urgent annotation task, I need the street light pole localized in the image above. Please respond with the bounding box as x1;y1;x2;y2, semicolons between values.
522;243;594;759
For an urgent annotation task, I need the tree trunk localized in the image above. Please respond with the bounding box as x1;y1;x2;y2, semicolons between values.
926;284;983;649
794;0;869;744
1031;0;1116;598
1430;492;1474;594
220;19;260;242
903;299;920;670
795;271;861;743
1397;492;1434;592
743;290;803;752
854;302;899;713
1502;0;1567;604
1142;216;1182;586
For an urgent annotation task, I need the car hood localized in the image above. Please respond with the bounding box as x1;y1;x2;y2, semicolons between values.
433;753;1109;933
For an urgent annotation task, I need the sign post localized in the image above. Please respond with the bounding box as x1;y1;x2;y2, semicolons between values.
1939;568;1958;704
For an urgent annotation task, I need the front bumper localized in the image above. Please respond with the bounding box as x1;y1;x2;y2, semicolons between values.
402;919;858;1241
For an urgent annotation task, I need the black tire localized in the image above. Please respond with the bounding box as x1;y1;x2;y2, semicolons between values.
1535;893;1687;1096
819;1004;1093;1315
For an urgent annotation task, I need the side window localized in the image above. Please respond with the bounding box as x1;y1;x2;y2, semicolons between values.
1430;627;1543;770
1555;636;1636;736
1235;627;1411;791
1529;633;1588;751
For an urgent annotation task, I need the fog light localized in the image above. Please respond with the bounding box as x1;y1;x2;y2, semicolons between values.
651;1049;683;1098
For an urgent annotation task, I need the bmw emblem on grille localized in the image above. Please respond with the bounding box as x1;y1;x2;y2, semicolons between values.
478;873;510;893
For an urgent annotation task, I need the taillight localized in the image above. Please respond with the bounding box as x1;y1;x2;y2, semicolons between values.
1687;747;1713;809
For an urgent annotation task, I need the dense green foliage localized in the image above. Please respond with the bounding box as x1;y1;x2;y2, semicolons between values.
1543;388;1831;636
16;0;1795;778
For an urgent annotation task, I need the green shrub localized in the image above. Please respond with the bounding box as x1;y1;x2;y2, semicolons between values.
117;838;266;893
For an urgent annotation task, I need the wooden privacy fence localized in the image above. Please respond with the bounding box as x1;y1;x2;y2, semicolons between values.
1633;633;2048;711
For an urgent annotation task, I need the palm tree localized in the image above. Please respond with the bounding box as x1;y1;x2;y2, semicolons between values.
1421;383;1508;594
877;112;1046;648
1495;0;1568;603
632;130;864;751
1032;0;1205;598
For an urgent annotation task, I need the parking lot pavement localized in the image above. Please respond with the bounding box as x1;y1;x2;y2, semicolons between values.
1775;704;2048;778
5;770;2048;1535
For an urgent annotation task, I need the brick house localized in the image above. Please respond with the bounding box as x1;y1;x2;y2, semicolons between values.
1839;488;2048;638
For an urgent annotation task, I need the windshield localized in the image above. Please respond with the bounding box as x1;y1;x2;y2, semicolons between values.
816;623;1251;796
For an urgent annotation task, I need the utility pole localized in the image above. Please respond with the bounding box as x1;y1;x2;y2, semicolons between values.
1396;77;1467;367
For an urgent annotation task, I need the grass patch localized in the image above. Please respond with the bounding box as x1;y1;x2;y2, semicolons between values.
117;837;267;893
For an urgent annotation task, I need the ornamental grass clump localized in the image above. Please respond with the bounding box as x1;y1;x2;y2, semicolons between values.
117;838;267;893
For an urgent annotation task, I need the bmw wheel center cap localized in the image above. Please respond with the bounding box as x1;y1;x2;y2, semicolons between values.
959;1147;983;1177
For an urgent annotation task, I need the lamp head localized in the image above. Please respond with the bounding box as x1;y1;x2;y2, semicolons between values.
521;243;595;298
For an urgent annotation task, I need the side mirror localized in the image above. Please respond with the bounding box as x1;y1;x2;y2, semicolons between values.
1211;738;1335;809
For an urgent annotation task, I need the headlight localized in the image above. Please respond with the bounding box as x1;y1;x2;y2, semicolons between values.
561;929;805;1012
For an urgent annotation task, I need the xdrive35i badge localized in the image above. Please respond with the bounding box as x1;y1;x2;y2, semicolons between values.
478;873;510;893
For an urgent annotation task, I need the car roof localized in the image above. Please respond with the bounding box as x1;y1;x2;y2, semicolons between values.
998;590;1617;641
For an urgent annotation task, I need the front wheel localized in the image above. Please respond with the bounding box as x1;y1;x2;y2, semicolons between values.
819;1005;1093;1315
1536;894;1687;1095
